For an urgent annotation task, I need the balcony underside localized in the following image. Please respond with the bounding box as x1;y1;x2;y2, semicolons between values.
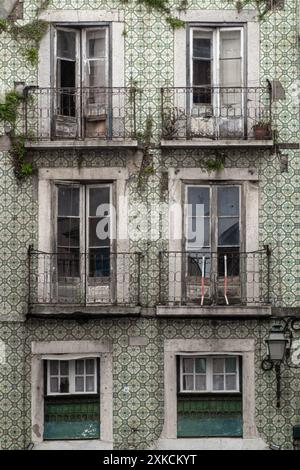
25;139;138;150
28;304;142;317
156;305;271;318
161;139;273;148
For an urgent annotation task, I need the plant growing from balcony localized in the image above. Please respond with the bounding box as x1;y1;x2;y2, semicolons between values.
120;0;186;29
234;0;285;21
252;117;272;139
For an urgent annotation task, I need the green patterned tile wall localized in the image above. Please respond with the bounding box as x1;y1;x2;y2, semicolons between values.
0;0;299;450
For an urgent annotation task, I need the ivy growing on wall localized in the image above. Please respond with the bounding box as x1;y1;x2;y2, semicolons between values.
0;90;33;180
120;0;187;29
234;0;285;21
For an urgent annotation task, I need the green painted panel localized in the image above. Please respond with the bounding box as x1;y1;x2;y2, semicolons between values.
177;397;242;437
44;420;100;440
178;414;242;437
44;398;100;440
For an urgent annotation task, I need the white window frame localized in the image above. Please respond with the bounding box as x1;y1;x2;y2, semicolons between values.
185;183;242;253
190;26;244;90
47;358;98;396
55;182;114;255
31;340;113;448
179;355;240;393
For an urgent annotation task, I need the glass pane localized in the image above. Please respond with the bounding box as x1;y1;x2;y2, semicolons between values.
217;187;239;216
50;377;59;393
182;358;193;373
220;30;241;59
188;187;210;216
89;218;110;247
220;58;242;88
58;60;76;91
75;360;84;375
187;217;209;248
58;187;79;216
89;187;110;216
195;358;206;373
49;361;59;376
57;30;76;60
57;248;80;278
195;375;206;390
60;377;69;393
225;375;237;390
86;29;106;58
188;252;211;277
60;361;69;376
183;375;194;391
213;358;224;373
213;374;224;391
225;357;237;373
218;218;240;246
75;376;84;392
87;60;106;88
86;359;95;375
57;218;80;247
89;248;110;277
86;376;95;392
193;60;211;88
193;37;211;58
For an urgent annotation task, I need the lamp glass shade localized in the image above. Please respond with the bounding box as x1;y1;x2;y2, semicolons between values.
266;326;287;361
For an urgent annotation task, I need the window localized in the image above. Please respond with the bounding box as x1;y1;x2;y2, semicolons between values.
44;358;100;440
185;184;241;303
47;359;97;395
190;26;244;138
54;182;113;303
180;356;239;393
191;27;243;102
53;26;109;138
177;355;242;438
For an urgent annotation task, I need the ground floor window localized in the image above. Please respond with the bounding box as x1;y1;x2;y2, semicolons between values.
177;355;242;437
43;357;100;440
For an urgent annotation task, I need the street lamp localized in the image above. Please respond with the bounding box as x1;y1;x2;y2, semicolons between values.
261;325;289;408
266;325;289;362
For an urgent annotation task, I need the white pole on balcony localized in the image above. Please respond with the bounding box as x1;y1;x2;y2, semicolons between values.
201;255;205;306
224;255;229;305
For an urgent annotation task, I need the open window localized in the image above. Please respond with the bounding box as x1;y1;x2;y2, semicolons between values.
44;357;100;440
177;355;242;437
190;26;244;138
53;26;109;139
50;182;114;304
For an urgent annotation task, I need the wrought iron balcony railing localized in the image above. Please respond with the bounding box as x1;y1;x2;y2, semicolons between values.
158;249;271;306
161;86;272;141
28;250;142;307
24;87;137;141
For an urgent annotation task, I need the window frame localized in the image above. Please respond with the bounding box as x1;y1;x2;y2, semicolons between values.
179;355;240;394
54;182;114;256
185;182;242;253
189;25;245;90
46;358;98;396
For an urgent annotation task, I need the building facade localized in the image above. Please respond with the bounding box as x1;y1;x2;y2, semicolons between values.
0;0;299;450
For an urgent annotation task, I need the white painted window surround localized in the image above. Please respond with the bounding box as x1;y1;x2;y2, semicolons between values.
174;10;260;89
31;340;113;450
155;338;269;451
163;167;262;312
38;10;125;89
38;168;129;255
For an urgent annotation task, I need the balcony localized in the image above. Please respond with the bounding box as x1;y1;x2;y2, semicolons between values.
157;248;272;317
24;87;138;149
28;250;142;316
160;86;273;148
